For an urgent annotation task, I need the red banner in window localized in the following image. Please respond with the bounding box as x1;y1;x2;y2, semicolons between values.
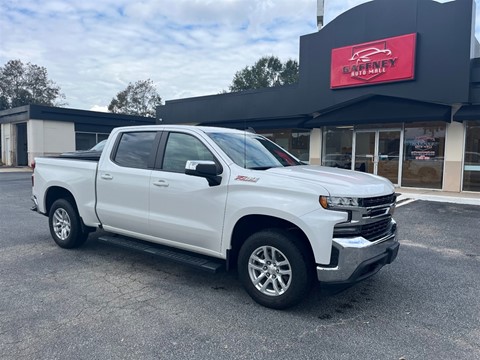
331;33;416;89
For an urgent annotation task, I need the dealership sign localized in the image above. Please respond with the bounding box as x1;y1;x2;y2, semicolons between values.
331;33;416;89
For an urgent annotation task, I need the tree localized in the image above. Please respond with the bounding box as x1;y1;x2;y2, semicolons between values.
108;79;162;117
0;59;66;110
228;56;299;92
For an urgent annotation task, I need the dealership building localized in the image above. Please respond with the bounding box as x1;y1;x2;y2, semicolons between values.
158;0;480;192
0;105;154;167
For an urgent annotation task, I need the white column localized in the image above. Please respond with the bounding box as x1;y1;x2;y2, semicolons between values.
309;128;322;165
444;121;465;192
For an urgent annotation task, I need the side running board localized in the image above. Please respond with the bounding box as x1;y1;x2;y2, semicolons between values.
98;235;224;273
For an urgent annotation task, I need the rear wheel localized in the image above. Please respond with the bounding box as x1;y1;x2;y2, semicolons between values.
238;229;314;309
48;199;88;249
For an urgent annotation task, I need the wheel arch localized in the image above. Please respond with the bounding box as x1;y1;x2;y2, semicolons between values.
227;214;315;271
45;186;96;236
45;186;77;215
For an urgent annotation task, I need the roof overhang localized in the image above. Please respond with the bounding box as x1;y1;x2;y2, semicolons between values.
453;105;480;122
304;95;452;127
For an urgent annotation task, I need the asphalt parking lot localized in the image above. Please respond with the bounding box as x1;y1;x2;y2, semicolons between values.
1;171;479;360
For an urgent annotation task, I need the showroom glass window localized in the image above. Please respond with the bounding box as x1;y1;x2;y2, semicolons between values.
402;122;445;189
75;132;109;150
258;129;310;162
463;120;480;191
322;126;353;169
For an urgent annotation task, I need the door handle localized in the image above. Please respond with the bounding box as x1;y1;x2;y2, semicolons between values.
101;174;113;180
153;179;169;187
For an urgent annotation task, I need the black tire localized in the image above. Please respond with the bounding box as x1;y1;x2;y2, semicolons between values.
237;229;314;309
48;199;88;249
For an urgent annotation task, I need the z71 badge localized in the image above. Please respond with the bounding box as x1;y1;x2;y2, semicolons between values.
234;175;259;183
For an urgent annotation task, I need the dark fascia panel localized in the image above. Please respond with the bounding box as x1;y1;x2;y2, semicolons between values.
200;116;311;130
469;58;480;103
470;58;480;83
28;104;155;126
1;104;155;127
304;95;452;127
0;105;30;124
453;105;480;121
158;84;303;125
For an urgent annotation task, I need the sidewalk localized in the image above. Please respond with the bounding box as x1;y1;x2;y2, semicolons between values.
397;187;480;206
0;166;32;173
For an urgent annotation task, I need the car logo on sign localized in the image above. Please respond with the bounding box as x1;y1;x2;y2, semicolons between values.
349;47;392;64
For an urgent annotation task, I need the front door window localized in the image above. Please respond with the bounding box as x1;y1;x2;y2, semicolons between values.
322;126;353;169
463;120;480;191
354;130;401;185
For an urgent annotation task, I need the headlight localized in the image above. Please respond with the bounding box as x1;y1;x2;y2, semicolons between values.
319;196;360;209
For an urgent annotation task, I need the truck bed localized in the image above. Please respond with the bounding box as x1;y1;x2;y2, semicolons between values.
33;157;100;226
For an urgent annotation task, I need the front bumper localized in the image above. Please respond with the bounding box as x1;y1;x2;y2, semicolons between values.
316;221;399;284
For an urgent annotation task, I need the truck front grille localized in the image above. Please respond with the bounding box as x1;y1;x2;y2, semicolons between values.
360;218;392;241
333;217;393;242
362;194;397;208
332;192;397;242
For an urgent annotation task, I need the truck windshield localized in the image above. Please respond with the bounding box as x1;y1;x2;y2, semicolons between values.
207;132;302;169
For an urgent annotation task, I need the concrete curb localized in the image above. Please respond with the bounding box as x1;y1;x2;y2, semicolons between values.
397;192;480;206
0;167;33;173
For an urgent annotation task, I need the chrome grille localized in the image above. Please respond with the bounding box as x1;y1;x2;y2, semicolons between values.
332;192;396;242
362;194;397;208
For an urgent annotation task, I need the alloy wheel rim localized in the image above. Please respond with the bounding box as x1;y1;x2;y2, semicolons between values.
248;245;292;296
53;208;71;240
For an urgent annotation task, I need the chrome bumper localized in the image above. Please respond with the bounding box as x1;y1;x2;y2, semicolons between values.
317;221;399;284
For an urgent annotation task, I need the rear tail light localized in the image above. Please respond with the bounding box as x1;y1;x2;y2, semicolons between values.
31;161;35;187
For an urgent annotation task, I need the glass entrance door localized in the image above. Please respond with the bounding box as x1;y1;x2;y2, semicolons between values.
354;130;402;185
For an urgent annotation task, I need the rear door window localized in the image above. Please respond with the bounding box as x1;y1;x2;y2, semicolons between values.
113;132;158;169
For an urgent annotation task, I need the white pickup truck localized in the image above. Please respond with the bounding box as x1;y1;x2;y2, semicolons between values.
32;125;399;309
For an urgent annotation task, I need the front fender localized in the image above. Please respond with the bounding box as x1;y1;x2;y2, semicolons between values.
222;204;347;265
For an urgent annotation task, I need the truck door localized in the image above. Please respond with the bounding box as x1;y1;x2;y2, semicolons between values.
96;131;160;235
148;131;228;254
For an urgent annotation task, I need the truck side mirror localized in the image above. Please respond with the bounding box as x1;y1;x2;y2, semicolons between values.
185;160;222;186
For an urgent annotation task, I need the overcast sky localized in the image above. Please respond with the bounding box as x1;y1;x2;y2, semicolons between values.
1;0;478;112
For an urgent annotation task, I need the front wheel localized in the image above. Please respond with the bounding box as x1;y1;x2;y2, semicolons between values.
237;229;314;309
48;199;88;249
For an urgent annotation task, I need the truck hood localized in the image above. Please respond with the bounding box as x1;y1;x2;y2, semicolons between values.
265;165;395;197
